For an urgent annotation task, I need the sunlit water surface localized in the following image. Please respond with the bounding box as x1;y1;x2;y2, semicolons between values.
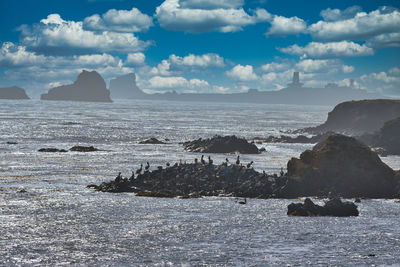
0;99;399;266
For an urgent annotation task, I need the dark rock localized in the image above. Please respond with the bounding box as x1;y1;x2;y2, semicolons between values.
6;141;18;144
284;134;399;198
359;117;400;156
41;70;112;102
139;138;166;144
300;99;400;136
38;148;68;153
258;132;334;144
183;135;260;154
70;146;99;152
0;86;30;99
287;198;359;217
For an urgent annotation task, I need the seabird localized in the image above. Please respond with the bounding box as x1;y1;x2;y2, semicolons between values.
145;162;150;171
201;155;206;165
246;161;254;169
208;156;213;165
236;155;240;165
135;164;143;175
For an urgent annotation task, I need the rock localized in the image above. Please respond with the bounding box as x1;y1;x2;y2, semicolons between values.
284;134;399;198
300;99;400;136
258;132;334;144
183;135;260;154
359;117;400;156
90;160;275;198
139;138;166;144
69;146;99;152
38;148;68;153
41;70;112;102
287;198;359;217
0;86;30;99
6;141;18;144
109;73;146;99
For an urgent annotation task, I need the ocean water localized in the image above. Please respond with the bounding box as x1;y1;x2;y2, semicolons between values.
0;99;399;266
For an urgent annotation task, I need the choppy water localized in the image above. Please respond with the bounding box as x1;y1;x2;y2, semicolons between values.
0;99;399;266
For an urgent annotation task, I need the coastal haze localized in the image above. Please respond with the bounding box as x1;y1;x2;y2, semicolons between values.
1;0;400;266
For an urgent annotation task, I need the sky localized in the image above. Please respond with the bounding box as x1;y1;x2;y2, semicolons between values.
0;0;400;98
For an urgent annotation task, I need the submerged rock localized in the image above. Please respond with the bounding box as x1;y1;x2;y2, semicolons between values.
70;146;99;152
139;138;166;144
183;135;260;154
287;198;359;217
38;148;68;153
284;134;399;198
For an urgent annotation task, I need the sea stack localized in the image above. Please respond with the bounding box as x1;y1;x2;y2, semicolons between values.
0;86;30;99
109;73;146;99
41;70;112;102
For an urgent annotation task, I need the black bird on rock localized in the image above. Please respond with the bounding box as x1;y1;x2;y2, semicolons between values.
236;155;240;165
208;156;213;165
129;171;135;181
201;155;206;165
247;161;254;169
280;167;284;177
116;172;122;182
136;164;143;175
194;158;198;164
166;162;170;167
145;162;150;171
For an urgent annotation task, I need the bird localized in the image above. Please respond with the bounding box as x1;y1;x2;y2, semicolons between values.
238;198;247;205
145;162;150;171
201;155;206;165
194;158;198;164
115;172;122;182
129;171;135;181
166;162;170;167
157;166;163;171
236;155;240;165
280;167;284;177
225;158;229;164
135;164;143;175
247;161;254;169
208;156;213;165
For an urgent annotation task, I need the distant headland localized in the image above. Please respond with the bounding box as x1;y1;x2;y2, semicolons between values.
0;86;30;100
41;70;112;102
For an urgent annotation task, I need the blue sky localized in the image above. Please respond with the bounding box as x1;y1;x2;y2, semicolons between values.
0;0;399;97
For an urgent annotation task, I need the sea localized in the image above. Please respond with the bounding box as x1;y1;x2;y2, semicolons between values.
0;99;400;266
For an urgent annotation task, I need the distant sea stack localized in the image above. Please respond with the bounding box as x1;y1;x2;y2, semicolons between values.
41;70;112;102
109;73;146;99
304;99;400;135
0;86;30;100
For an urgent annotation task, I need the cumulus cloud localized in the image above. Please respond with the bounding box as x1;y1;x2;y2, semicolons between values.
279;41;374;59
169;53;225;68
260;62;290;72
226;64;258;81
155;0;270;33
295;59;354;73
359;67;400;95
320;6;362;22
125;52;145;66
266;15;307;36
309;7;400;41
19;14;150;55
148;75;209;89
150;60;173;76
180;0;243;9
366;32;400;48
0;42;46;67
83;8;153;32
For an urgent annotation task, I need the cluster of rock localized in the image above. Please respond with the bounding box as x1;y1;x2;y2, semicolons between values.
255;132;333;144
183;135;260;154
287;198;359;217
90;134;400;199
39;146;99;153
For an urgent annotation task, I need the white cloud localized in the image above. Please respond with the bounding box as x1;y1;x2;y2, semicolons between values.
148;75;209;89
279;41;374;59
155;0;270;33
169;53;225;67
0;42;46;67
125;52;145;66
266;15;306;36
83;8;153;32
150;60;173;76
320;6;362;22
366;32;400;48
19;14;150;55
359;67;400;95
295;59;354;74
226;64;258;81
309;7;400;41
260;62;290;72
213;85;230;93
180;0;243;9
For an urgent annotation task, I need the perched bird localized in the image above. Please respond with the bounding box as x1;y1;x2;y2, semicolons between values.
208;156;213;165
166;162;170;167
247;161;254;169
201;155;206;165
194;158;198;164
115;172;122;182
225;158;229;164
129;171;135;181
236;155;240;165
135;164;143;174
238;198;247;205
280;167;284;177
157;166;163;171
145;162;150;171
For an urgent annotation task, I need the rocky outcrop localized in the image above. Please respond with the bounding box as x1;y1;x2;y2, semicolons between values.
359;117;400;156
109;73;146;99
139;138;166;144
183;135;260;154
90;161;276;198
38;148;68;153
41;70;112;102
0;86;30;99
283;134;399;198
287;198;359;217
70;146;99;152
301;100;400;136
